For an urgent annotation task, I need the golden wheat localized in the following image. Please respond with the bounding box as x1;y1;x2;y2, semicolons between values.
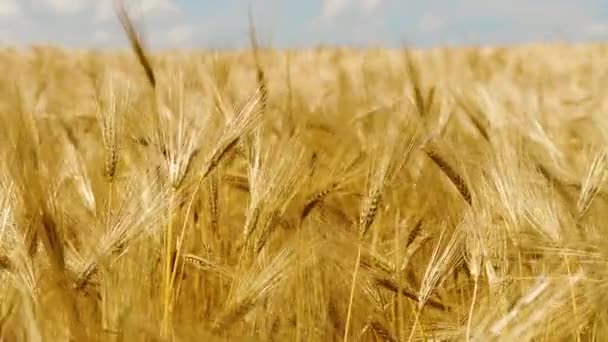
0;7;608;341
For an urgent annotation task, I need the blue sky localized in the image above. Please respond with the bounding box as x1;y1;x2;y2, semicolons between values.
0;0;607;49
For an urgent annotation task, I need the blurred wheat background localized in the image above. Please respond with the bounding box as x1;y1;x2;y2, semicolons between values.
1;4;608;341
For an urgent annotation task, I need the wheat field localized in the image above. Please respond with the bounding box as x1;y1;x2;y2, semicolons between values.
2;12;608;342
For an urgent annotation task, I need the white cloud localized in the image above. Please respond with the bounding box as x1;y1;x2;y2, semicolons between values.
0;29;15;45
94;1;112;21
165;24;194;45
417;12;444;33
95;0;179;22
322;0;350;19
39;0;87;14
581;22;608;37
0;0;19;17
322;0;384;19
361;0;382;12
1;0;606;49
93;29;110;43
138;0;178;15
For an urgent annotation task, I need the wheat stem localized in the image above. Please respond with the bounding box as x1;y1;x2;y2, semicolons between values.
161;187;177;338
343;244;362;342
466;278;478;342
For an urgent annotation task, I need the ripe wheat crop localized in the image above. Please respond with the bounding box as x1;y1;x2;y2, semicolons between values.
0;6;608;342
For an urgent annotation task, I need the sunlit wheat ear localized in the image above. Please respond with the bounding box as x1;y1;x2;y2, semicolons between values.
200;89;263;180
345;122;417;341
525;117;565;167
0;175;16;244
462;211;493;341
39;196;67;274
424;145;473;206
577;149;608;220
360;249;395;275
207;169;220;235
402;47;426;118
301;185;337;220
248;7;268;112
419;221;464;311
454;91;491;142
374;276;448;311
0;179;18;277
223;173;249;193
154;71;208;189
484;136;527;228
358;319;397;342
301;148;364;221
372;321;398;342
478;272;584;341
57;134;96;213
207;74;234;123
7;248;38;334
358;186;381;238
73;176;169;289
114;0;156;89
95;73;129;182
359;122;417;238
400;222;430;272
535;162;574;205
182;254;233;279
212;246;299;333
243;127;308;247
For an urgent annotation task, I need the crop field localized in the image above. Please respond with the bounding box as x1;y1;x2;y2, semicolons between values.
2;10;608;342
